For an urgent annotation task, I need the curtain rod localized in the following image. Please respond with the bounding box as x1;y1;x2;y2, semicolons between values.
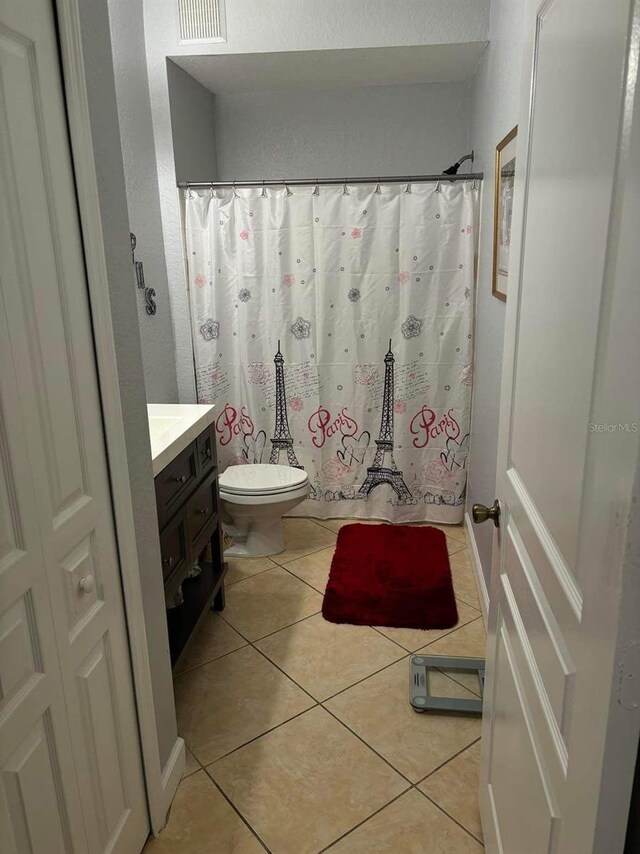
178;173;483;189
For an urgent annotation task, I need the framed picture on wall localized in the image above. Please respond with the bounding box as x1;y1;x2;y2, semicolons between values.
492;125;517;301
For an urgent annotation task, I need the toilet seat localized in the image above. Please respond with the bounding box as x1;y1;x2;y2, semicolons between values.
219;463;308;498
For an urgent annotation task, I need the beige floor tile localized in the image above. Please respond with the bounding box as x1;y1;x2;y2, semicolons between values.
182;747;200;779
282;546;335;593
313;518;466;539
174;645;313;765
449;549;481;609
419;741;483;841
436;668;484;697
325;660;481;782
328;788;483;853
313;517;391;534
256;613;406;700
282;526;464;590
143;770;263;853
436;523;467;544
393;522;465;556
221;566;323;640
406;521;466;543
374;599;480;653
421;617;487;659
446;536;467;555
419;618;487;696
174;613;246;675
271;517;337;564
324;519;465;552
225;554;278;586
208;706;407;854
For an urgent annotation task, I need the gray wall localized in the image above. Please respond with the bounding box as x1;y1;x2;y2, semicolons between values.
466;0;526;585
78;0;178;771
167;60;218;183
213;81;471;179
144;0;490;404
155;76;471;402
108;0;178;403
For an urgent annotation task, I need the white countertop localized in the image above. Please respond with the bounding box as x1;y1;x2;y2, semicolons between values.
147;403;216;476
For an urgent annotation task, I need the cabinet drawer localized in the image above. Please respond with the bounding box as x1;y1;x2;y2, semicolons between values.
187;469;218;552
156;441;198;528
196;424;216;477
160;512;187;585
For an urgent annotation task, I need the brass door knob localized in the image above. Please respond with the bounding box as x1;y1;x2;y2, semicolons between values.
472;500;501;527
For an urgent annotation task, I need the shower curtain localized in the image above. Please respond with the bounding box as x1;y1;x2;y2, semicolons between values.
185;181;477;524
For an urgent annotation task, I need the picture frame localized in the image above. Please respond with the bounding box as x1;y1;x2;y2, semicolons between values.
492;125;518;301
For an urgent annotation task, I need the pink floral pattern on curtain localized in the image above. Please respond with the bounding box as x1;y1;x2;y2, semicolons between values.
185;182;478;524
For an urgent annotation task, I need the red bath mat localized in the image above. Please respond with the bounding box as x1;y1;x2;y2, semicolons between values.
322;524;458;629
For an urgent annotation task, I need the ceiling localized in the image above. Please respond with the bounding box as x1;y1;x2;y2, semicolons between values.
169;42;487;95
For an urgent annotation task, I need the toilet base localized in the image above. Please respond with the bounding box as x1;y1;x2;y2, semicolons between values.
220;483;309;558
223;517;285;558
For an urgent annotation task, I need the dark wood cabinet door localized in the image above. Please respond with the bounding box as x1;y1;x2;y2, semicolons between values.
155;423;225;667
196;424;216;477
155;441;198;529
160;510;188;592
187;468;218;557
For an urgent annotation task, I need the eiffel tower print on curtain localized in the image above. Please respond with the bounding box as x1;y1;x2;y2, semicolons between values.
269;341;304;468
358;341;412;503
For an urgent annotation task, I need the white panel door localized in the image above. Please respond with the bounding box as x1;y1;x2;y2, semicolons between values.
479;0;640;852
0;0;148;851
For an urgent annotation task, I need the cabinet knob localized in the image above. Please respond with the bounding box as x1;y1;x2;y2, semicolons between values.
164;556;175;568
206;448;212;458
79;574;95;593
174;474;187;484
199;507;210;516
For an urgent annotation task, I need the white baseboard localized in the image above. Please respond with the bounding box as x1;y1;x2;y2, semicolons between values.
153;737;185;836
464;512;489;622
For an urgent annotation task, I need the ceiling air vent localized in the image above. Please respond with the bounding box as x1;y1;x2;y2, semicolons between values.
178;0;226;43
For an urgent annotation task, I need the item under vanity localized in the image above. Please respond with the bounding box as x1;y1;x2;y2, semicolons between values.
153;419;227;667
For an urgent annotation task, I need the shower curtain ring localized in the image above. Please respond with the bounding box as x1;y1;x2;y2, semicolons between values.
233;181;238;198
261;180;267;197
405;180;412;194
343;179;351;195
313;180;319;196
435;180;441;193
285;181;293;196
472;178;478;191
375;178;382;194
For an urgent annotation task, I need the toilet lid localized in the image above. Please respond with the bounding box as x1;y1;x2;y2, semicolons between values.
219;463;308;496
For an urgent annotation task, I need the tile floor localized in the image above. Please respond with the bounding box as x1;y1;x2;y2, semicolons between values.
146;518;486;854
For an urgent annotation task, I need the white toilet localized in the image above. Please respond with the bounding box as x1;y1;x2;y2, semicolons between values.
219;464;309;557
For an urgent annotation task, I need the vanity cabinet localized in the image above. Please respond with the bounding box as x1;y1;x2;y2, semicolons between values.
154;422;226;666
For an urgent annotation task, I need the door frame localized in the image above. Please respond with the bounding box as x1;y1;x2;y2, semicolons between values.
53;0;184;834
479;0;640;850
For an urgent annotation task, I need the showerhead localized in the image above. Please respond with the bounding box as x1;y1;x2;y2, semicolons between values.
442;151;474;176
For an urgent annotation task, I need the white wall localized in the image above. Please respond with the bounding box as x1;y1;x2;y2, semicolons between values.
466;0;527;586
214;82;471;180
167;60;218;184
108;0;178;403
77;0;179;779
148;0;489;57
